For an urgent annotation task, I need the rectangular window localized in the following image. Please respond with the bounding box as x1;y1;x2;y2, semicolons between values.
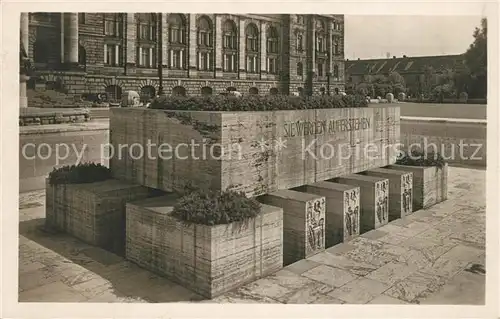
199;52;210;71
317;63;324;76
224;54;237;72
247;56;258;73
104;44;123;66
268;57;278;74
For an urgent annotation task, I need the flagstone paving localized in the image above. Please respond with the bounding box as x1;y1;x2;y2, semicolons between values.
18;166;485;304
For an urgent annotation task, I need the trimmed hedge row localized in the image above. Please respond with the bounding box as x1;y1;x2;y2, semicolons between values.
171;189;261;226
48;163;111;185
150;94;368;111
395;150;447;168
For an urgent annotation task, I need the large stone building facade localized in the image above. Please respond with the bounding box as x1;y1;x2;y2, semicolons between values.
22;13;345;102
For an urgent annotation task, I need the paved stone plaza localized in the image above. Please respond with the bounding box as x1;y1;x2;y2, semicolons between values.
18;166;485;304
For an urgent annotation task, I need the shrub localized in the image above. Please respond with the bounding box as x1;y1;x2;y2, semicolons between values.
171;189;261;226
48;162;111;185
150;94;367;112
396;150;447;168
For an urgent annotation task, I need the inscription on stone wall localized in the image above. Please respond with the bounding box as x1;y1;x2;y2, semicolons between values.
283;117;371;137
305;198;325;255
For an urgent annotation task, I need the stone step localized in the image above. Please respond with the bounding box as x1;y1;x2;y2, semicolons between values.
330;174;389;233
258;189;325;266
362;168;413;220
294;182;360;248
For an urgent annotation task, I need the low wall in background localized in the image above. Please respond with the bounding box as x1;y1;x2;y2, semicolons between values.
394;102;487;120
400;117;486;168
19;121;109;193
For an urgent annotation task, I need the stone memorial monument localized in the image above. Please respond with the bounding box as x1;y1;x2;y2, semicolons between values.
46;95;449;299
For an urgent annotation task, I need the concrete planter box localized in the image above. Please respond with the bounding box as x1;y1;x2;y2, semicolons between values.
388;164;448;210
125;195;283;299
45;178;152;255
111;107;400;197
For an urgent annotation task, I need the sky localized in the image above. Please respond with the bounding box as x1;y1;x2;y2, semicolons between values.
344;16;483;60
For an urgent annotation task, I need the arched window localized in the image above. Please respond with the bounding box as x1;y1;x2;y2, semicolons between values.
246;23;259;73
267;26;279;74
168;14;187;70
140;85;156;103
197;16;213;71
33;40;49;64
201;86;213;96
136;13;157;68
297;62;303;76
333;65;339;79
105;85;122;102
104;13;124;66
172;86;186;96
249;87;259;95
222;20;238;72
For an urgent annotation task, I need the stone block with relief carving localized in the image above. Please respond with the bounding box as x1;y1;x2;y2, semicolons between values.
332;175;389;233
296;182;360;247
363;168;413;220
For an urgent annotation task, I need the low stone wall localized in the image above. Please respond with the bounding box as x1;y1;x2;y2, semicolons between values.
19;120;109;193
45;179;152;255
400;117;486;167
19;107;91;126
126;194;284;298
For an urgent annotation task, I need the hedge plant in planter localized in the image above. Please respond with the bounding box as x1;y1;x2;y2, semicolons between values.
149;94;368;112
395;150;447;168
125;188;283;298
48;162;111;185
391;150;448;210
171;189;261;226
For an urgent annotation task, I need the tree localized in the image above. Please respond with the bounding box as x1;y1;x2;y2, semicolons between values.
464;18;487;98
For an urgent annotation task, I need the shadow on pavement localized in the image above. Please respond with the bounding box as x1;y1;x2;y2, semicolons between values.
19;217;206;302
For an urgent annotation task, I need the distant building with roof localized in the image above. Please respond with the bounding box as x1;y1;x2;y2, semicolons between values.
345;54;466;96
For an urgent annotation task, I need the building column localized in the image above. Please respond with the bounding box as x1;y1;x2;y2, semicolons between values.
64;13;79;64
20;13;29;55
214;15;223;78
20;13;30;108
188;14;197;76
306;15;316;96
238;19;246;79
125;13;136;69
60;13;65;63
259;21;267;79
327;21;333;74
20;74;29;108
